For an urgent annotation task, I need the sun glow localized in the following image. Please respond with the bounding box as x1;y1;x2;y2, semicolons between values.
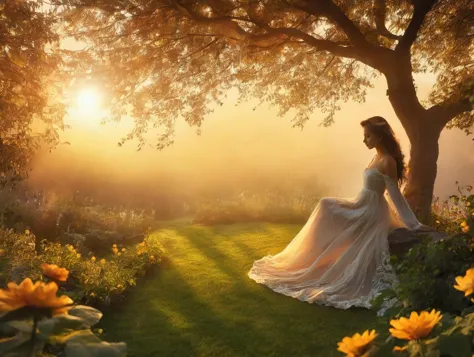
76;87;101;114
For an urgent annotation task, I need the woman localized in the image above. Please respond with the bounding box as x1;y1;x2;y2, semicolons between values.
248;116;431;310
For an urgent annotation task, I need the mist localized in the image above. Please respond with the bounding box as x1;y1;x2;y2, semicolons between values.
27;76;473;208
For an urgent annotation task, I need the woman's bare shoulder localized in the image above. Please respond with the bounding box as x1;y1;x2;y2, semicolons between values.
379;155;397;179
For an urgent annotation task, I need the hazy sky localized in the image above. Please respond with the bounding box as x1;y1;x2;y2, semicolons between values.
29;69;473;201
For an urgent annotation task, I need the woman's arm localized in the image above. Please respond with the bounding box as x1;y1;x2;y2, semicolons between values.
380;156;424;231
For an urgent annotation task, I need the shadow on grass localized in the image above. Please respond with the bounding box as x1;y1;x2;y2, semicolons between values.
100;222;382;357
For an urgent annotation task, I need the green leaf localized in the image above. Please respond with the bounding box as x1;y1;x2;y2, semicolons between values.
0;333;30;355
37;314;88;339
63;329;102;344
449;195;460;204
68;305;103;328
64;331;127;357
6;320;32;333
437;333;471;357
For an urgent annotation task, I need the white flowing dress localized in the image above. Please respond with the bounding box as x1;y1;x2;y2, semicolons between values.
248;167;423;309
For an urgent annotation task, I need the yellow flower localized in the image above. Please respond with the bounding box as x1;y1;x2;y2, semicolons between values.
116;284;123;289
25;229;30;235
337;330;378;357
122;248;126;252
389;310;442;340
76;253;81;258
150;255;155;261
91;256;96;262
112;247;119;254
0;278;73;315
100;259;106;265
467;202;471;207
137;241;148;256
454;268;474;296
435;220;440;224
90;292;96;297
461;221;468;227
41;263;69;282
117;252;122;256
113;244;117;248
96;328;103;334
462;225;470;233
393;346;408;352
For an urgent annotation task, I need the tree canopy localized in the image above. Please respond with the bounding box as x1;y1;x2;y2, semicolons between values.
54;0;473;149
0;0;66;178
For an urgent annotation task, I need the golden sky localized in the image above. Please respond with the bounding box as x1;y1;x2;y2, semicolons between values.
28;38;473;200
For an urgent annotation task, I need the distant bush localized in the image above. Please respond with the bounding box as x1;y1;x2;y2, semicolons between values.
193;189;321;225
431;182;473;235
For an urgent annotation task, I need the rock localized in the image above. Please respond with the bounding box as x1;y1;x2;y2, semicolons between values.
388;228;420;257
413;229;449;242
388;228;449;257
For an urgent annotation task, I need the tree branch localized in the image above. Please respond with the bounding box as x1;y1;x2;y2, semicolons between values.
429;97;473;126
173;1;359;58
263;27;358;58
373;0;402;40
304;0;370;49
396;0;438;52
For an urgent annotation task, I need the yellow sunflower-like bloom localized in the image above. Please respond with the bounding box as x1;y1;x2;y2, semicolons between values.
454;268;474;296
41;263;69;282
0;278;73;315
337;330;378;357
389;310;442;340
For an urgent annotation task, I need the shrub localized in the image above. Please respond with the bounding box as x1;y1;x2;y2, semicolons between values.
193;189;321;225
0;228;164;307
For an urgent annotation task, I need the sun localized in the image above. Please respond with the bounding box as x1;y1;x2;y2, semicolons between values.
76;87;101;114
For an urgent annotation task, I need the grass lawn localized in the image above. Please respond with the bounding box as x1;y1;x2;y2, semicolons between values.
100;221;384;357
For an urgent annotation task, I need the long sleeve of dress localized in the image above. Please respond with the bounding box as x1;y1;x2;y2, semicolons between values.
384;176;423;231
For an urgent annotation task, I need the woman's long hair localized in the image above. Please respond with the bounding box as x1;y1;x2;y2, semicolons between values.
360;116;406;186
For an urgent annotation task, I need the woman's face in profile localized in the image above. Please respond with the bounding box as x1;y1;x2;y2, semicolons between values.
363;126;378;150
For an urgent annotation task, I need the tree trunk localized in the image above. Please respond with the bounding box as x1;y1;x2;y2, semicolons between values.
403;126;442;223
383;55;444;223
